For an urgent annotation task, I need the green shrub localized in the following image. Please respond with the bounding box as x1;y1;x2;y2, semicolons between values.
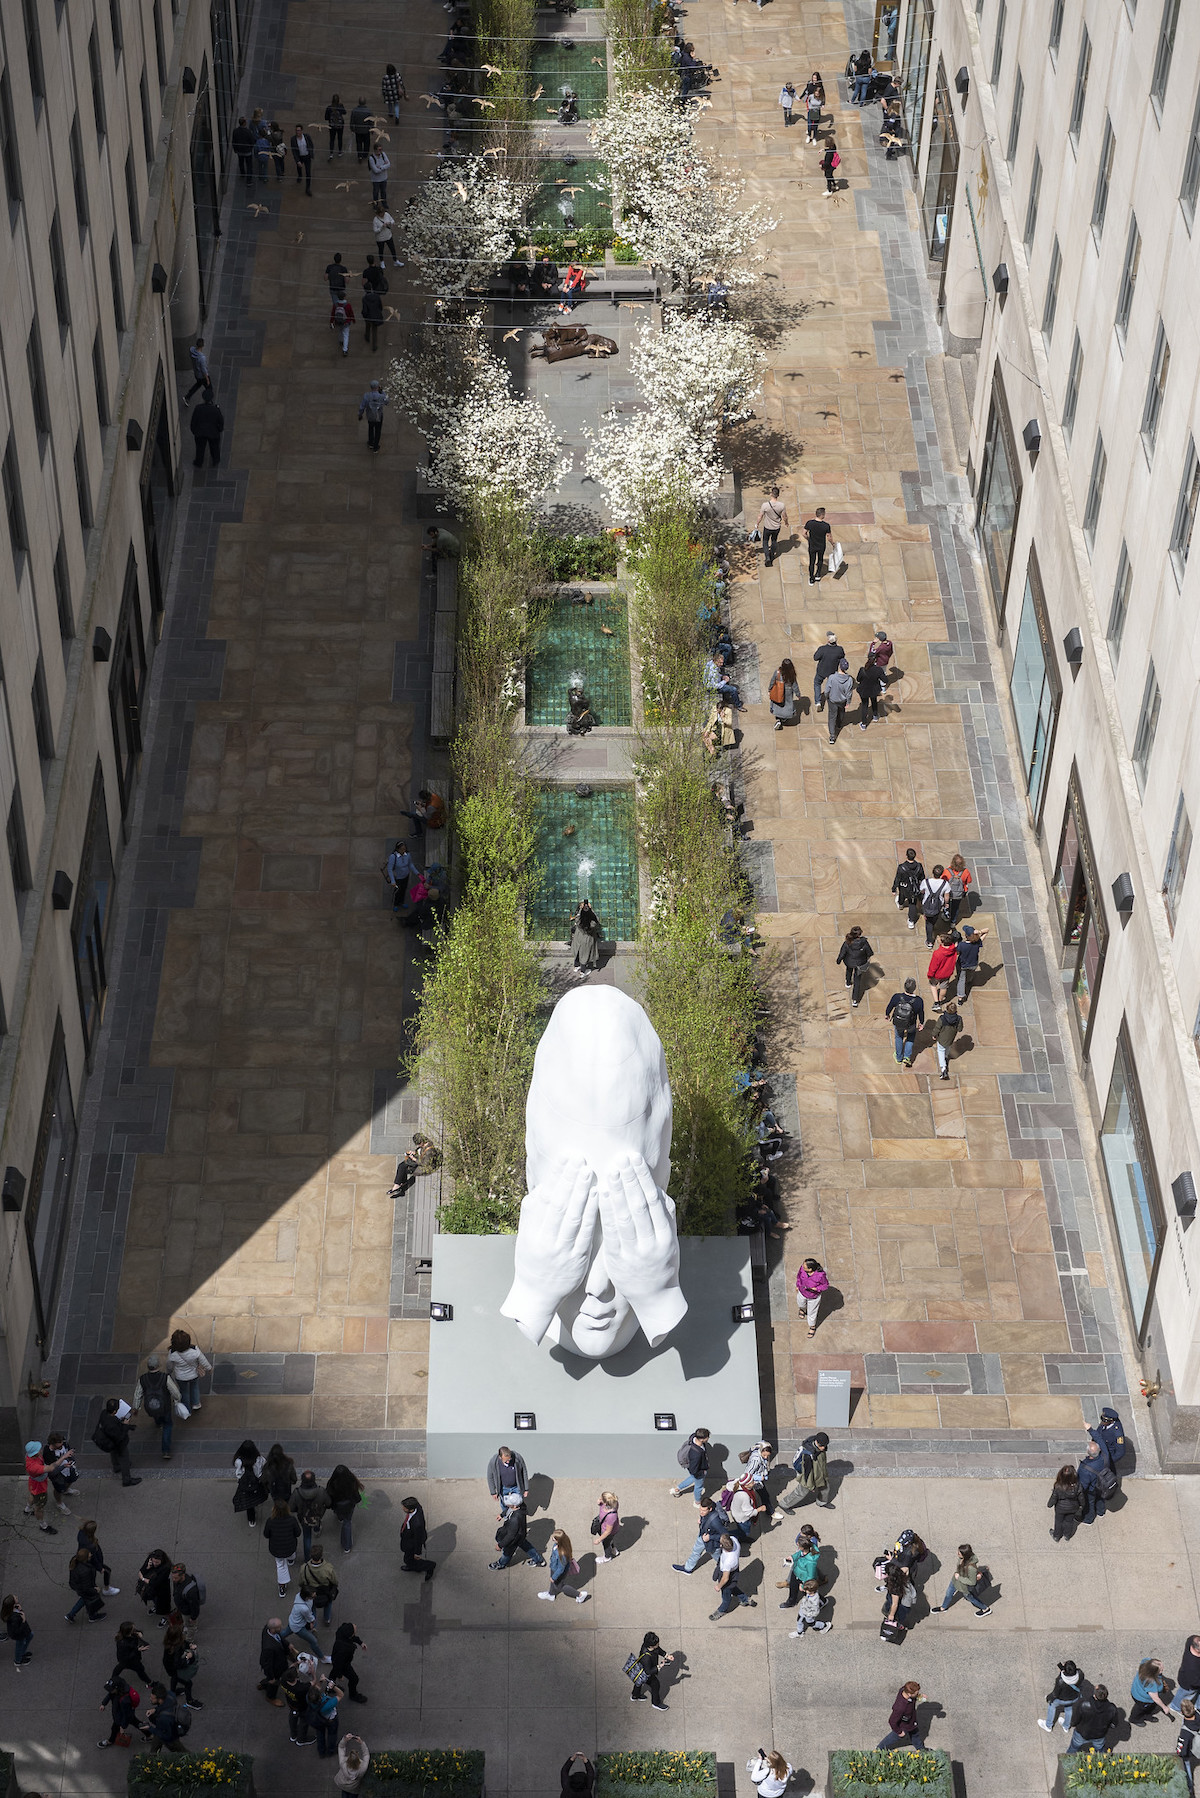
829;1748;952;1796
538;532;620;580
519;226;615;263
1060;1752;1186;1797
598;1751;716;1798
128;1751;252;1794
364;1750;484;1797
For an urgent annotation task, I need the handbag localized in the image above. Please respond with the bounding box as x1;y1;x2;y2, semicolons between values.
829;541;845;572
768;677;785;705
622;1652;647;1687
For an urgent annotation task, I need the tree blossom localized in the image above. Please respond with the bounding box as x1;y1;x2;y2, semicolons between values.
584;407;722;526
629;311;768;436
587;81;703;214
624;168;778;294
401;157;529;298
422;353;572;517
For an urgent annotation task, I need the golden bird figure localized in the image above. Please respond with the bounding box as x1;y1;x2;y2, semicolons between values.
477;97;496;108
531;84;544;99
483;146;506;157
590;55;604;64
420;94;439;107
482;62;502;74
248;203;268;216
335;181;356;192
503;328;521;340
455;182;469;199
295;231;305;242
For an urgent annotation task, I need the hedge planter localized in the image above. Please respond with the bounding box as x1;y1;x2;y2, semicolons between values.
0;1753;16;1798
1055;1753;1189;1798
127;1750;253;1798
362;1750;486;1798
829;1749;952;1798
598;1751;717;1798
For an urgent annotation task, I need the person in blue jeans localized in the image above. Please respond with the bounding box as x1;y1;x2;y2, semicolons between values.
490;1503;545;1570
884;980;925;1068
1066;1686;1118;1753
1039;1660;1082;1732
1;1596;33;1666
672;1499;727;1573
326;1465;363;1552
671;1429;710;1503
282;1589;321;1656
709;1537;755;1618
930;1545;992;1616
878;1682;923;1749
1130;1657;1173;1725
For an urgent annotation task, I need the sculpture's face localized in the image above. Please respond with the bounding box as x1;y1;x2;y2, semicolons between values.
546;1221;640;1358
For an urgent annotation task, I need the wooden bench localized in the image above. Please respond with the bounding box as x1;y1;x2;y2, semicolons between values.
430;559;457;744
410;1093;443;1270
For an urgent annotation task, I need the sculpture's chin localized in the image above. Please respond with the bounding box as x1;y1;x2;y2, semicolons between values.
547;1303;642;1360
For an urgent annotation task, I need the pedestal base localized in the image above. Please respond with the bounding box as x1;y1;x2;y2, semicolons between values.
426;1236;762;1477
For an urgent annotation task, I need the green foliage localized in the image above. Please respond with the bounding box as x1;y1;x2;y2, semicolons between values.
518;226;615;262
598;1753;716;1798
473;0;536;143
1062;1753;1185;1796
607;0;674;88
626;493;715;724
129;1752;251;1792
829;1749;953;1796
365;1752;485;1798
612;235;641;262
538;532;621;580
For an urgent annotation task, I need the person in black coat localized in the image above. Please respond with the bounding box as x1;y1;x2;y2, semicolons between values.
136;1550;173;1622
1067;1685;1118;1752
258;1618;293;1704
113;1621;151;1683
1077;1442;1111;1523
330;1621;368;1701
1178;1636;1200;1708
490;1503;545;1569
66;1551;107;1622
1047;1465;1085;1541
289;125;314;193
630;1632;673;1710
672;1429;710;1502
362;287;384;351
561;1755;595;1797
189;399;224;469
232;117;256;183
264;1502;302;1595
93;1399;140;1486
855;658;886;730
836;925;874;1007
170;1564;202;1622
400;1497;436;1579
98;1675;140;1748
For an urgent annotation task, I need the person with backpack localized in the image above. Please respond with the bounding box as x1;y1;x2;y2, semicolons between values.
891;848;925;930
137;1550;173;1624
885;979;924;1068
836;925;874;1008
44;1432;79;1514
162;1624;203;1708
926;935;959;1011
945;854;972;925
93;1399;141;1487
855;657;886;730
282;1656;314;1744
779;1432;832;1510
291;1470;331;1559
170;1565;203;1624
539;1529;589;1605
1177;1701;1200;1793
787;1580;831;1637
1091;1406;1128;1470
822;660;855;742
918;863;950;944
143;1682;189;1755
264;1444;299;1503
1047;1465;1086;1541
768;658;799;728
1078;1440;1118;1523
931;1544;991;1616
1039;1660;1083;1732
627;1632;672;1709
133;1358;183;1461
66;1550;108;1622
98;1674;141;1748
795;1258;830;1336
821;140;841;195
1130;1657;1173;1726
358;380;388;449
264;1501;303;1596
300;1542;341;1621
490;1502;546;1570
672;1497;729;1573
933;1001;962;1080
1066;1684;1118;1753
672;1428;711;1503
954;925;985;1001
330;296;355;355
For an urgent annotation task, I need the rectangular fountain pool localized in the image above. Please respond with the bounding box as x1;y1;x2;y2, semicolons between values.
527;587;632;728
530;47;608;121
527;785;639;943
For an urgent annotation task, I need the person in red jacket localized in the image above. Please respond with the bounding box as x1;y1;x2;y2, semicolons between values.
877;1681;924;1749
330;297;355;355
926;936;958;1010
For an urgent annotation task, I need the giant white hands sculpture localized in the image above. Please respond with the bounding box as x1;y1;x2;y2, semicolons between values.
500;986;688;1358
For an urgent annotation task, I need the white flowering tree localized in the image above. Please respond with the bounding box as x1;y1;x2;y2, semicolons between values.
587;81;702;214
624;168;778;296
402;157;529;299
630;311;768;436
420;354;572;517
584;407;722;526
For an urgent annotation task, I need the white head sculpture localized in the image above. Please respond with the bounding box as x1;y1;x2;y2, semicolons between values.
500;986;688;1359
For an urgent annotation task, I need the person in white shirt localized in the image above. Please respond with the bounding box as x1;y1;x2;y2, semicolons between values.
748;1752;793;1796
167;1329;213;1413
710;1535;755;1619
372;202;401;266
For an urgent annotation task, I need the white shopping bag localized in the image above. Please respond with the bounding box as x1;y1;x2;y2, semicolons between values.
829;541;845;573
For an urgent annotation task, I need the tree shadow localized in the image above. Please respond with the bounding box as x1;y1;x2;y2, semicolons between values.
538;498;608;535
729;421;807;490
735;285;813;348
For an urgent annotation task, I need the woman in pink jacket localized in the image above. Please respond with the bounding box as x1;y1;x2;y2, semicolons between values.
796;1259;830;1338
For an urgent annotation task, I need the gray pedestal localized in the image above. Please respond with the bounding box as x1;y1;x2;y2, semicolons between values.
426;1236;762;1477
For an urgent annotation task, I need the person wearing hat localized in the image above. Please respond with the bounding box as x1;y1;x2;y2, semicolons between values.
955;924;986;1001
811;630;845;711
23;1442;57;1533
132;1357;183;1461
822;659;856;744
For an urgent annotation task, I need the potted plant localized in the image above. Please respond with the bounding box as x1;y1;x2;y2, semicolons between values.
127;1749;253;1798
828;1748;953;1798
597;1751;717;1798
361;1750;486;1798
1056;1752;1188;1798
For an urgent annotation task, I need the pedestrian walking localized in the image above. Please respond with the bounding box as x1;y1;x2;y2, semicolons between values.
919;864;951;945
170;1564;202;1626
823;661;856;743
23;1441;59;1535
258;1618;291;1707
1183;1704;1200;1794
779;1431;833;1510
778;1524;820;1607
373;202;402;265
945;854;972;925
627;1632;672;1709
166;1330;211;1412
805;85;822;141
299;1543;339;1622
933;1000;962;1080
1177;1638;1200;1710
768;658;799;728
821;140;841;194
136;1549;173;1624
866;627;894;678
98;1674;141;1748
804;508;832;584
66;1551;108;1622
362;291;384;353
290;1472;330;1560
77;1521;119;1598
885;979;924;1068
325;94;346;157
931;1544;992;1616
836;925;874;1007
270;120;286;179
1130;1658;1173;1726
143;1683;188;1756
114;1621;151;1682
490;1502;545;1569
892;847;925;930
400;1497;437;1579
232;116;255;183
593;1492;620;1562
253;122;272;182
539;1529;589;1604
368;145;391;203
756;488;788;568
671;1427;711;1503
92;1400;141;1486
748;1752;793;1795
281;1657;313;1744
264;1444;298;1504
672;1497;727;1573
878;1682;924;1749
282;1589;322;1658
233;1440;268;1527
331;1623;368;1702
744;1441;777;1519
382;63;408;119
709;1534;755;1618
265;1502;302;1596
330;297;355;356
787;1580;831;1637
163;1624;203;1707
811;631;844;710
350;99;373;160
189;396;224;469
883;1562;915;1630
184;339;212;404
856;657;885;729
133;1356;182;1460
1047;1465;1085;1541
308;1675;342;1757
488;1444;530;1513
926;935;958;1010
1066;1685;1118;1753
362;254;389;296
336;1735;370;1792
1039;1660;1083;1733
1;1596;33;1668
1078;1440;1117;1524
795;1258;830;1336
954;925;985;1001
290;125;314;193
326;1465;365;1552
326;254;348;300
44;1433;78;1514
779;82;797;126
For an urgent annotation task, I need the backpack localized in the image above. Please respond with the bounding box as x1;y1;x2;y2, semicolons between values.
891;995;918;1030
589;1515;602;1536
362;392;385;423
192;1577;206;1606
1095;1463;1119;1500
676;1439;693;1468
922;881;948;917
769;676;785;705
896;864;922;902
141;1370;167;1419
92;1415;117;1451
948;870;965;897
333;304;348;327
1178;1726;1196;1760
830;150;841;169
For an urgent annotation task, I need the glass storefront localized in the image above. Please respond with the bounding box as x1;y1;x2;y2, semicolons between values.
1008;552;1060;823
1052;769;1108;1055
922;59;960;265
1098;1027;1164;1343
24;1017;78;1355
975;372;1022;619
901;0;934;149
72;761;115;1058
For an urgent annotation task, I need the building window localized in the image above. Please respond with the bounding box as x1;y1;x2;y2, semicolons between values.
69;112;89;237
1098;1025;1164;1343
1049;0;1065;55
73;431;92;533
1170;438;1200;580
125;148;140;243
1141;322;1170;457
72;762;115;1056
1115;215;1141;340
1052;770;1108;1054
53;536;73;644
23;0;45;105
1007;68;1024;162
991;0;1006;86
109;0;123;58
1108;542;1133;663
189;58;219;301
139;67;154;162
1024;148;1042;248
1163;794;1192;930
1063;330;1084;442
1042;236;1062;340
31;654;53;768
1151;0;1181;116
6;787;31;909
26;320;50;451
1092;117;1115;240
92;330;109;429
88;26;106;138
108;236;125;333
975;373;1022;620
1131;661;1161;793
0;69;23;222
1082;434;1107;552
23;1016;78;1352
152;0;167;85
2;435;28;573
49;211;70;334
900;0;935;149
1182;87;1200;227
1008;550;1060;823
141;368;177;626
109;550;148;815
1069;27;1091;146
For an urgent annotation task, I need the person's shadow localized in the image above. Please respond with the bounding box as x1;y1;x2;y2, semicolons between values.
526;1473;554;1514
